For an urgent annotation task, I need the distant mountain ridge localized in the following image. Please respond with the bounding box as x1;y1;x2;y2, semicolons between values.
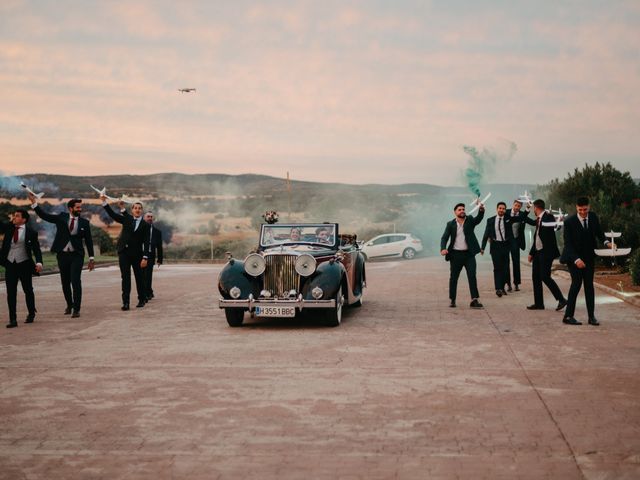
4;173;537;201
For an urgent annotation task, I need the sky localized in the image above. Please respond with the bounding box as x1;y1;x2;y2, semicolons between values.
1;0;639;186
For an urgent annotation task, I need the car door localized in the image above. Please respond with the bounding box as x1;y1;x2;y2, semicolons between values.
366;235;390;258
387;235;407;256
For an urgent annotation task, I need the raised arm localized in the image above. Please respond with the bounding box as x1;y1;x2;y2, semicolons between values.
102;203;126;224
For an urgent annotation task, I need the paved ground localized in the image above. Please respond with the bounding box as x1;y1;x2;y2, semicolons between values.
0;257;639;479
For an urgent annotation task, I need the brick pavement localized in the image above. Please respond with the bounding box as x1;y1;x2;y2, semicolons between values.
0;258;639;479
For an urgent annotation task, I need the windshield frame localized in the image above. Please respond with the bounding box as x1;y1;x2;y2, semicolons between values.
259;223;339;249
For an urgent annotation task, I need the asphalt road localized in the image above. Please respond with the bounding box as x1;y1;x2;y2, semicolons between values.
1;257;639;479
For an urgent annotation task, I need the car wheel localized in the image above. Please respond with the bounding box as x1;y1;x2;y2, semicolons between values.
402;248;416;260
325;293;344;327
225;308;244;327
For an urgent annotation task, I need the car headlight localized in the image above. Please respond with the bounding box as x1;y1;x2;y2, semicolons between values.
244;253;266;276
230;286;241;299
311;286;323;299
295;254;316;277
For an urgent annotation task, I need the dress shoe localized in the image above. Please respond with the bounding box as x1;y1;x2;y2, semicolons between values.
563;317;582;325
121;303;130;311
135;301;146;308
25;314;35;324
527;304;545;310
470;299;484;309
506;285;513;292
501;289;508;296
64;306;72;315
449;301;456;308
588;317;600;326
71;310;80;318
515;285;520;292
556;299;568;311
6;321;17;328
496;290;503;297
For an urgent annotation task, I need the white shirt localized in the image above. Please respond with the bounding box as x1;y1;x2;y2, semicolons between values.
494;215;506;241
452;219;468;251
510;210;520;238
535;212;544;251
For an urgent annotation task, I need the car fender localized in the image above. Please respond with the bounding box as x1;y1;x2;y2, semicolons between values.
302;260;345;300
218;260;260;300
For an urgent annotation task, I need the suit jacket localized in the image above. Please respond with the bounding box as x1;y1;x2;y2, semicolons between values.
0;221;43;273
505;208;529;250
148;226;163;264
560;212;606;264
103;204;150;257
481;215;513;252
525;212;560;259
440;210;485;256
33;206;95;257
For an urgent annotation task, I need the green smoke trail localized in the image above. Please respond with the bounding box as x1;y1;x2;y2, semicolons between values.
461;141;517;196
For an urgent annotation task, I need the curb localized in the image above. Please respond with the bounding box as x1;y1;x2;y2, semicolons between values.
553;270;640;309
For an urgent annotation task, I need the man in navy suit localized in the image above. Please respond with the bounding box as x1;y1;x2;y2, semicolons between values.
440;202;485;309
30;194;95;318
143;211;163;301
1;209;43;328
560;197;611;326
481;201;513;297
504;199;530;291
101;195;150;310
524;199;567;314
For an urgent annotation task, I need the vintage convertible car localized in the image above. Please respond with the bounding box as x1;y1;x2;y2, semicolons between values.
218;223;366;327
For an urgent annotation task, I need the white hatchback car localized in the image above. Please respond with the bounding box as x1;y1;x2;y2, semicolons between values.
361;233;423;260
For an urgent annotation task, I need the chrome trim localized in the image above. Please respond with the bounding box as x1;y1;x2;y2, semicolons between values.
219;295;336;310
264;254;299;297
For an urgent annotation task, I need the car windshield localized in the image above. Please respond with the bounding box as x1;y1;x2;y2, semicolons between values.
261;224;337;247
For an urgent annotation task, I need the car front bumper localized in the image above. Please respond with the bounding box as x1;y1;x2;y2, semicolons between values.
218;295;336;312
219;294;336;310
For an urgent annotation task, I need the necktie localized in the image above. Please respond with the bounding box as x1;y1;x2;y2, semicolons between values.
498;217;504;241
582;218;587;229
69;217;75;233
13;226;19;243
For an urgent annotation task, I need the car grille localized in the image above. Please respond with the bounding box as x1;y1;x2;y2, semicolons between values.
264;255;300;297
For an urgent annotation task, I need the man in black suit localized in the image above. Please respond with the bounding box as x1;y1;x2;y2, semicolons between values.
524;199;567;313
481;202;512;297
29;194;95;318
101;196;150;310
560;197;611;326
1;209;43;328
143;211;163;301
440;201;485;309
505;199;530;291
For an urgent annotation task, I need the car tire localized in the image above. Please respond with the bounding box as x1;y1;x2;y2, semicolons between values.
402;248;416;260
325;293;344;327
225;308;244;327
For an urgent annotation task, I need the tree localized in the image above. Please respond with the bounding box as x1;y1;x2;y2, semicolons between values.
543;162;640;252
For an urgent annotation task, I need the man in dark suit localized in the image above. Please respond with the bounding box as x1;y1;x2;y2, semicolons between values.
101;196;150;310
1;209;43;328
505;199;530;291
143;211;163;301
524;199;567;314
560;197;610;326
29;194;95;318
440;201;485;308
480;202;512;297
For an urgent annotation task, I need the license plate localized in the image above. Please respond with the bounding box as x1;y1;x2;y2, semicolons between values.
255;306;296;318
